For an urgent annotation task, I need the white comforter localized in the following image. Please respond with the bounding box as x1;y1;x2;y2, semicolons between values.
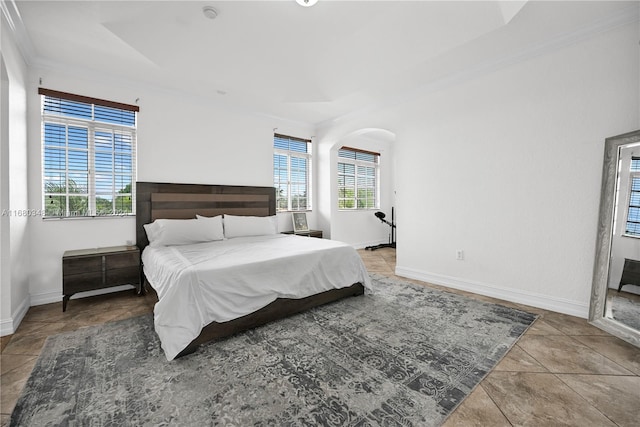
142;234;371;360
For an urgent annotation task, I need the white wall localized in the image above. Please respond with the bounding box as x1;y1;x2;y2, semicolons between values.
320;21;639;318
0;44;12;333
1;12;31;335
395;22;639;317
24;68;315;306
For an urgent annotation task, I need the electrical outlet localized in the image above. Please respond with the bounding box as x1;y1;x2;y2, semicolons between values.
456;250;464;260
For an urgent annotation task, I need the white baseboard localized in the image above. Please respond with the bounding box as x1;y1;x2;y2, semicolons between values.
29;284;136;307
395;265;589;319
0;318;13;336
0;294;30;336
2;285;137;337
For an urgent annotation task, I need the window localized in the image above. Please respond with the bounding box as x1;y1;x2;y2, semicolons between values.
338;147;379;210
625;157;640;235
40;88;138;218
273;134;311;211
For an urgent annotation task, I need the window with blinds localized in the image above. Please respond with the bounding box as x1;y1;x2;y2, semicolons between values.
626;158;640;235
40;88;138;218
273;134;311;211
338;147;379;210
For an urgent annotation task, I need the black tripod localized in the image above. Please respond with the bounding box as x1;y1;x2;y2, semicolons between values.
365;208;396;250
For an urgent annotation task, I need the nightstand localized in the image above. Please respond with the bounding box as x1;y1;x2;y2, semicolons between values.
282;230;323;238
62;245;141;311
619;258;640;292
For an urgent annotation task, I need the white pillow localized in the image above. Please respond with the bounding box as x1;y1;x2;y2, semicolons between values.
144;217;224;247
196;215;226;239
143;220;161;244
223;215;278;238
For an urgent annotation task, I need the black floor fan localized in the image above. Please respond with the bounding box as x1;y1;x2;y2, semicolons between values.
365;207;396;250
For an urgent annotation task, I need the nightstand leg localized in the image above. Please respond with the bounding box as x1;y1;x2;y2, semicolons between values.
137;266;146;295
62;295;70;312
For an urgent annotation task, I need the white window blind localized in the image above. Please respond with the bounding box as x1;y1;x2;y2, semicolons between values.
273;133;312;211
338;147;379;210
626;157;640;235
40;88;138;218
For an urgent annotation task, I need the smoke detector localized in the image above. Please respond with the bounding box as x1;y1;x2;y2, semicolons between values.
296;0;318;7
202;6;218;19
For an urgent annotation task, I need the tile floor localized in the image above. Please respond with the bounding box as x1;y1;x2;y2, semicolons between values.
1;247;639;426
359;248;640;427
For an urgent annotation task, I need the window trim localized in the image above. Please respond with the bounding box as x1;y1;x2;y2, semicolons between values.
337;146;380;211
623;159;640;237
40;88;138;219
38;88;139;112
273;134;312;212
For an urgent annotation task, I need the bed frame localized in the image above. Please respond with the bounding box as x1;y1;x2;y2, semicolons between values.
136;182;365;358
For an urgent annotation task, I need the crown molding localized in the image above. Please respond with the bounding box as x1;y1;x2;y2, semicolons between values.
1;0;36;65
30;54;314;130
5;1;638;131
317;3;640;130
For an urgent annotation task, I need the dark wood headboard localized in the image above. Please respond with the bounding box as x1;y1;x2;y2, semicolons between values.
136;182;276;250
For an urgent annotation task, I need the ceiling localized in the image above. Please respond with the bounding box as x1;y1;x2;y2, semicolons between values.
6;0;639;126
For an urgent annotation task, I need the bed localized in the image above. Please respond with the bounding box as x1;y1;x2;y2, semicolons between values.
136;182;371;360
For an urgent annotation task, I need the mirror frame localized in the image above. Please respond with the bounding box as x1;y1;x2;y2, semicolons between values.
589;129;640;347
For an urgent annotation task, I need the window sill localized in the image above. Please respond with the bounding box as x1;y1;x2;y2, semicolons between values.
622;233;640;239
42;214;135;221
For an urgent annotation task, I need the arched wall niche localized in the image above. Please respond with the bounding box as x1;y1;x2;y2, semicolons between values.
316;127;397;247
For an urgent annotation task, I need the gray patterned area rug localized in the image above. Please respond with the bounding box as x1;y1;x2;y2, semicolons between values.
11;274;536;427
611;293;640;331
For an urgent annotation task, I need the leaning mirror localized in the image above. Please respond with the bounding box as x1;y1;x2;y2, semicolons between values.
590;129;640;347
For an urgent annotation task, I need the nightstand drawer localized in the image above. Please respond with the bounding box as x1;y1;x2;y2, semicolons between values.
63;256;102;275
622;258;640;273
621;259;640;281
106;266;140;284
105;252;139;269
63;272;103;294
